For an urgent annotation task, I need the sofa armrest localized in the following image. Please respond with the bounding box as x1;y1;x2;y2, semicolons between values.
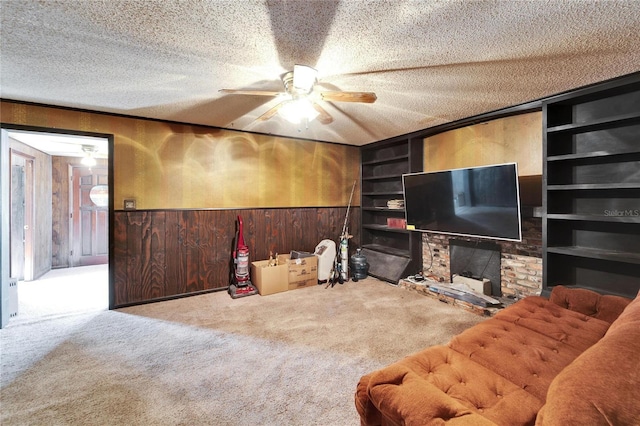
355;372;383;426
368;364;497;426
549;285;631;323
356;346;543;426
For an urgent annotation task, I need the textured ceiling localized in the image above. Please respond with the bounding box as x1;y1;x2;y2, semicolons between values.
1;0;639;146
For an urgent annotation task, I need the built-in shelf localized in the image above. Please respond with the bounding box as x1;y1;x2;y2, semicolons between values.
547;183;640;190
363;224;409;233
546;214;640;223
361;207;405;212
547;246;640;265
360;138;422;283
361;154;409;166
546;284;634;300
362;191;405;196
543;72;640;299
362;173;405;181
547;150;640;162
546;111;640;134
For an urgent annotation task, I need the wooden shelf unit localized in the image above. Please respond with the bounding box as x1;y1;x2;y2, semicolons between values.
360;137;423;282
543;72;640;298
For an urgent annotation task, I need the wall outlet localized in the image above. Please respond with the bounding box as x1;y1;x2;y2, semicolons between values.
124;199;136;210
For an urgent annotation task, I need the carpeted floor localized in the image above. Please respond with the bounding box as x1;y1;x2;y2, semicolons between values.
11;264;109;324
1;275;486;425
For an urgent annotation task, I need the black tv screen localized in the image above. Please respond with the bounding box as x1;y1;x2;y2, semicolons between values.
402;163;522;241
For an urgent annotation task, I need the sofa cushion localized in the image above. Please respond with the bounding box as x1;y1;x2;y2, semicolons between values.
493;296;610;352
363;345;543;426
447;318;583;401
536;291;640;425
548;285;631;324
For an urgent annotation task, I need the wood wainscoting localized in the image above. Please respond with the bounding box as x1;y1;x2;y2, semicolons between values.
113;207;360;307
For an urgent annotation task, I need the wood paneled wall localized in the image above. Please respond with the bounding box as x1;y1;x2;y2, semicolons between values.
423;111;542;176
0;101;360;211
423;111;543;206
113;207;360;307
2;100;361;307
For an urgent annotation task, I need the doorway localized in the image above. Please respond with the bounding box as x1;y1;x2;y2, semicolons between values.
70;165;109;267
1;128;112;326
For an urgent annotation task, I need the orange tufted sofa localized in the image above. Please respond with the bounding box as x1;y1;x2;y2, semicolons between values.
355;285;640;425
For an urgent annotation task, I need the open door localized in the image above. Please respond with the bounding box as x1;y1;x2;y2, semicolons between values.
10;152;34;281
10;161;25;279
1;129;13;328
70;165;109;267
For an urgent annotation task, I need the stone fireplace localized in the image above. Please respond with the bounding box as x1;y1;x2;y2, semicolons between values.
422;217;543;298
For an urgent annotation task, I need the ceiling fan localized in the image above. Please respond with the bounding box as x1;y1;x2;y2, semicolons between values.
219;65;377;125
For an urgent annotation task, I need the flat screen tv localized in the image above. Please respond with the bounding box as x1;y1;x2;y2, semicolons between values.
402;163;522;242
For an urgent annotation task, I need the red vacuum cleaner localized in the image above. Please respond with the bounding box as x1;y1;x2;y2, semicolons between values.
229;215;259;299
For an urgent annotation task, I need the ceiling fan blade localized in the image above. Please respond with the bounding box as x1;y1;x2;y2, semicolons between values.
319;91;377;103
312;103;334;125
219;89;284;97
256;102;285;122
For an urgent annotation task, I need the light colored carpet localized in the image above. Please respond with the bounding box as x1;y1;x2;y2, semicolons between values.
1;276;486;425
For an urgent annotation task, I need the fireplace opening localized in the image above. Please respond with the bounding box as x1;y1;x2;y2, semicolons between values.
449;239;502;296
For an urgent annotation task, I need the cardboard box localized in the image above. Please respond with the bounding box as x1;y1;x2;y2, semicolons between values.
250;259;289;296
278;254;318;290
452;274;492;296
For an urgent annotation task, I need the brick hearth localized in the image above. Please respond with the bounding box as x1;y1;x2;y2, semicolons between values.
398;279;516;317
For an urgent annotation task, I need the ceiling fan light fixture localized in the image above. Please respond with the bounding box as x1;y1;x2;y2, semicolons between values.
81;154;97;167
278;98;319;124
220;64;374;128
292;64;317;94
81;144;98;166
